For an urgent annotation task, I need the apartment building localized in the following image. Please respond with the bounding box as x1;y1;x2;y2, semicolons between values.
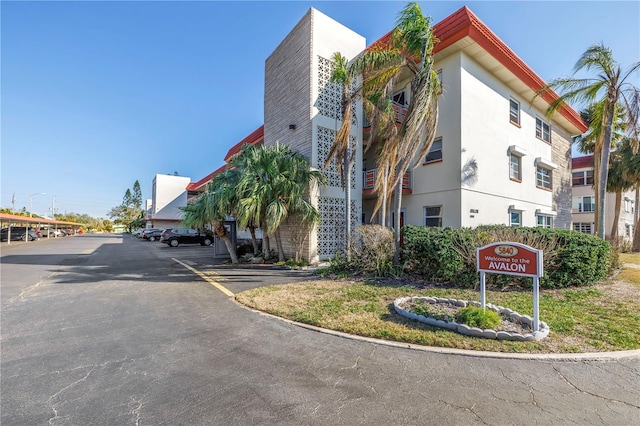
572;155;636;242
185;5;587;262
262;6;585;261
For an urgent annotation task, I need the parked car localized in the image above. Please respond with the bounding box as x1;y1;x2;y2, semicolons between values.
132;229;144;237
1;227;40;241
39;228;65;237
160;228;213;247
142;228;164;241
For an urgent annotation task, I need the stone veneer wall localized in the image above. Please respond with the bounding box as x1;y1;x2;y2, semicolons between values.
550;124;573;229
264;10;314;260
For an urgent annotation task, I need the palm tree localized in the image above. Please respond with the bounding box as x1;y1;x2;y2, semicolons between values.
539;43;640;239
236;142;326;262
573;101;628;236
180;178;240;265
606;147;635;240
374;2;441;263
617;137;640;251
325;52;399;260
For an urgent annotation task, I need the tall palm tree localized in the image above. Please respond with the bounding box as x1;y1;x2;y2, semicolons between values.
374;2;441;263
606;146;635;240
573;101;628;236
539;43;640;238
617;137;640;251
326;2;440;264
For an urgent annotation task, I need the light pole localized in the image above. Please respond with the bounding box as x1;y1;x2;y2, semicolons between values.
29;193;46;218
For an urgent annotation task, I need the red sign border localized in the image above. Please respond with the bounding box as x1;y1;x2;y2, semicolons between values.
476;242;543;278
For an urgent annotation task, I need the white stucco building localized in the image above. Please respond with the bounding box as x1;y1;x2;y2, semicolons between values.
187;5;588;262
571;155;636;242
261;6;586;261
149;174;191;228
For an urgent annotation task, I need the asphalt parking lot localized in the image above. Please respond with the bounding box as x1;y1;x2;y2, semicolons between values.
2;234;639;425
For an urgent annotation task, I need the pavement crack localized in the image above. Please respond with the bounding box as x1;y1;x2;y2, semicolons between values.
129;397;143;426
438;397;488;424
553;365;640;409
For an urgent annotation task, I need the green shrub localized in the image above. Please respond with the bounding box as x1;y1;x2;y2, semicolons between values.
454;306;501;329
402;225;612;288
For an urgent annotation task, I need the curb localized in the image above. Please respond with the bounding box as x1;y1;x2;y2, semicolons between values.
232;299;640;362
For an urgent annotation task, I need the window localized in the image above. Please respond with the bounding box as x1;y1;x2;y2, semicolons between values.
424;206;442;227
509;154;522;181
572;170;594;186
624;198;634;213
625;224;633;237
537;215;553;228
536;117;551;142
574;196;596;212
510;211;522;227
425;138;443;163
536;166;552;190
509;98;520;125
573;222;594;234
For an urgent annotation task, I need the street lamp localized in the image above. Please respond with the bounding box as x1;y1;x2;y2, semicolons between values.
29;192;46;218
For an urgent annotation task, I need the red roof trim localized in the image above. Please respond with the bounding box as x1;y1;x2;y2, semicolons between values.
572;155;594;169
187;125;265;192
187;164;227;192
223;125;264;162
368;6;587;133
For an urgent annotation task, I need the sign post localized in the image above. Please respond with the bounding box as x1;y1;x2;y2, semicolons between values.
476;242;543;332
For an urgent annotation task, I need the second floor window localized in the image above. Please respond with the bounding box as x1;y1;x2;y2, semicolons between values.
424;138;443;163
536;117;551;143
509;154;522;181
536;166;552;190
509;98;520;126
574;196;596;212
572;170;594;186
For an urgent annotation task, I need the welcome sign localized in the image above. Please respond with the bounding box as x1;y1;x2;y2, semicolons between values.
476;242;543;332
477;242;542;277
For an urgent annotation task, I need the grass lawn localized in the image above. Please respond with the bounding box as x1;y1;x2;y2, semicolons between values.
235;255;640;354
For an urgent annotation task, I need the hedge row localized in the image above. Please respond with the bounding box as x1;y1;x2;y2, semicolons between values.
402;225;613;289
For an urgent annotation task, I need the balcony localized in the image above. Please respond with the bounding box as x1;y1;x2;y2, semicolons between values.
364;101;408;128
362;169;412;195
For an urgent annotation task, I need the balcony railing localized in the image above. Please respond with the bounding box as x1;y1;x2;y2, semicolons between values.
363;169;412;191
364;101;408;128
392;102;408;123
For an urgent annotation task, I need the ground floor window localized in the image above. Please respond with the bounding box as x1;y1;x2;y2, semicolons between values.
573;222;594;234
424;206;442;227
510;211;522;227
536;214;553;228
625;224;633;238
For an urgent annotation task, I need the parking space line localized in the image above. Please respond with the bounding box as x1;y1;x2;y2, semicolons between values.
172;258;234;297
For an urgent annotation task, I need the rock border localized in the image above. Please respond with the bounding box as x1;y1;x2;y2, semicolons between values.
394;296;550;342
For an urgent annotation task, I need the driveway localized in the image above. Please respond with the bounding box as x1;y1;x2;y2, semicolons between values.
1;234;639;425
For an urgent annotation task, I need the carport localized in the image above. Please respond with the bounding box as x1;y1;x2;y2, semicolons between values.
0;213;84;244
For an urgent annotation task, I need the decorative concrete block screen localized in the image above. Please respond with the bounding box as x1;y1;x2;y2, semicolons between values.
318;196;359;257
316;126;356;189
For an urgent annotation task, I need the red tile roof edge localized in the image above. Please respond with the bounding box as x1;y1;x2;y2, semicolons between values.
368;6;587;133
223;125;264;162
188;125;265;192
187;164;227;191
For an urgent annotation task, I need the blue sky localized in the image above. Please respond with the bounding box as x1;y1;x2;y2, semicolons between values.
2;0;638;219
